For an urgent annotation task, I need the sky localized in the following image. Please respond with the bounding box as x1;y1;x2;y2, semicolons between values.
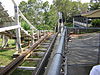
0;0;90;17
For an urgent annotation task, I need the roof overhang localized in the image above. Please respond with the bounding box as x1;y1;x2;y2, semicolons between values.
81;9;100;18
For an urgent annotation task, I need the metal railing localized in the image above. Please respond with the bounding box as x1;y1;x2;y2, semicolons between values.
44;27;67;75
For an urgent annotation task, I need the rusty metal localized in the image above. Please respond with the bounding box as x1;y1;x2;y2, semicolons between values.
0;34;48;75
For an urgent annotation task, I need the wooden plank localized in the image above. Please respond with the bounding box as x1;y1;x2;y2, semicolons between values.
2;35;8;48
21;27;31;37
0;25;21;32
0;4;14;22
0;66;36;70
0;4;4;10
25;58;41;61
1;17;14;22
34;49;47;51
0;10;9;17
19;10;37;30
32;52;45;57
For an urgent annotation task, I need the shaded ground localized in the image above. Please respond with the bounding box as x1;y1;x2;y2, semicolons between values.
66;33;99;75
0;49;15;66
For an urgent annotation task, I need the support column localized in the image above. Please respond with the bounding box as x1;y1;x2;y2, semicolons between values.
2;35;8;48
30;29;35;46
58;12;64;33
58;21;60;33
37;30;40;40
73;18;75;27
2;22;9;48
13;0;22;53
16;28;21;53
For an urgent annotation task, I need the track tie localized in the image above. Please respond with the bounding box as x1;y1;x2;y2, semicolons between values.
0;66;36;71
34;49;47;52
36;45;49;48
32;52;45;57
25;58;41;61
41;43;50;45
40;44;50;46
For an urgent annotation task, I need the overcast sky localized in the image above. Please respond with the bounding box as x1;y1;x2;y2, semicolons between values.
0;0;90;17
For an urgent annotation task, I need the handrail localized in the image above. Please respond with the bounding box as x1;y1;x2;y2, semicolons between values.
44;27;66;75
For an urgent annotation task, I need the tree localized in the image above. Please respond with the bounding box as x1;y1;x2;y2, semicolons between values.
91;19;100;27
19;0;58;30
53;0;88;23
89;3;100;10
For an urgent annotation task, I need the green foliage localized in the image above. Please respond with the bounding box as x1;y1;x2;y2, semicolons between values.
19;0;89;30
19;0;58;30
22;61;37;67
91;19;100;27
21;21;30;30
54;0;88;22
89;3;100;10
36;24;51;30
0;49;15;66
11;69;32;75
65;22;73;27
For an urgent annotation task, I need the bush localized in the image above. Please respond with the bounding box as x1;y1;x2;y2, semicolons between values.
21;21;30;30
91;19;100;27
65;22;73;27
36;24;52;30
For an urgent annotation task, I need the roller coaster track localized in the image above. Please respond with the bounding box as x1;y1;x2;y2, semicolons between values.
0;33;58;75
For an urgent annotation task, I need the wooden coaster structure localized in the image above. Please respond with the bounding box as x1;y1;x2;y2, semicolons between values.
0;0;47;53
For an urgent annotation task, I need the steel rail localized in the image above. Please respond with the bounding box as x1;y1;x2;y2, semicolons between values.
44;28;66;75
0;34;48;75
33;33;58;75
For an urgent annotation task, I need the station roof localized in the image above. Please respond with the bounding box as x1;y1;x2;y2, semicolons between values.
74;9;100;18
81;9;100;18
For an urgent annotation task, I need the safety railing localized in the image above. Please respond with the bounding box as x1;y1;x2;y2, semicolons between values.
44;27;67;75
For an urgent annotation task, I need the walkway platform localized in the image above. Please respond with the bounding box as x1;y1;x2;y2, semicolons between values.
66;33;99;75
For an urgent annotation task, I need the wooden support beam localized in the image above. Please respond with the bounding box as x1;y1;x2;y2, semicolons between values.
34;49;47;52
0;31;16;39
19;10;37;30
25;58;41;61
37;30;40;40
0;66;36;71
32;52;45;57
73;18;75;27
16;28;22;52
0;25;20;32
0;2;4;10
12;0;22;53
2;35;8;48
21;27;31;37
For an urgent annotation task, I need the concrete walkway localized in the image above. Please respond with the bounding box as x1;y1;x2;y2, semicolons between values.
66;33;99;75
